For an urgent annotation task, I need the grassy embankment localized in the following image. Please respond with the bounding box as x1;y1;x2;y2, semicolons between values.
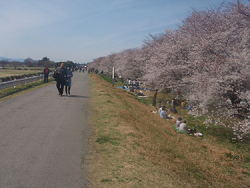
87;73;250;188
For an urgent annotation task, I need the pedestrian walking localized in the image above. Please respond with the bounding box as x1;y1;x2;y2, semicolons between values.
65;67;73;96
43;65;49;82
56;63;67;96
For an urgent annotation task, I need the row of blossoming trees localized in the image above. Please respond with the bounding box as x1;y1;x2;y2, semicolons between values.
89;1;250;140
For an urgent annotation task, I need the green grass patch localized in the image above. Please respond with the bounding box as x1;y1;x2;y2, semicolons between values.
224;152;240;159
99;74;113;84
101;178;112;182
96;135;120;146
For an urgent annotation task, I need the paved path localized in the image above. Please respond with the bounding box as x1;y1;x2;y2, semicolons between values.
0;71;91;187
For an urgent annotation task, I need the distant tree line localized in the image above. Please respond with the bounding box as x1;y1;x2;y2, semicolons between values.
54;61;76;68
0;57;77;69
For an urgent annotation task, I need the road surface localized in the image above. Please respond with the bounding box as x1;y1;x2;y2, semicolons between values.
0;71;91;187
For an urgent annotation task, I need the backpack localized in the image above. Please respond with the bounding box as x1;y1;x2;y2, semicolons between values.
53;71;59;81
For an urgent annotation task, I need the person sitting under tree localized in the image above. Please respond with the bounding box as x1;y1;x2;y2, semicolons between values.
160;106;168;119
179;120;190;134
176;116;182;129
170;106;178;114
181;100;186;108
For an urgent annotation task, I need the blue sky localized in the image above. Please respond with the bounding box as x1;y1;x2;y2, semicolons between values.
0;0;248;63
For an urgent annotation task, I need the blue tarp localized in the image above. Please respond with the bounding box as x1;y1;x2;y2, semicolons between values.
118;86;130;90
118;86;150;91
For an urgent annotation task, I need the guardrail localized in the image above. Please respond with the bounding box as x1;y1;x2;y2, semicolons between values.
0;73;53;90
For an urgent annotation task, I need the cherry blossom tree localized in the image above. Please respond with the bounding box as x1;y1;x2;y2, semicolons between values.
88;1;250;140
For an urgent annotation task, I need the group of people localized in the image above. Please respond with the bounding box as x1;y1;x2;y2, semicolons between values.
175;117;189;134
54;63;73;96
126;79;141;88
159;106;190;134
153;89;191;135
171;96;194;110
159;105;178;117
79;67;85;73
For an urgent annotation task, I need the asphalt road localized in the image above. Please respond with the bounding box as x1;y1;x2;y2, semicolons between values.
0;71;91;188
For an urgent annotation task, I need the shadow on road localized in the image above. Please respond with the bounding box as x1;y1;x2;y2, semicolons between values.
68;95;89;98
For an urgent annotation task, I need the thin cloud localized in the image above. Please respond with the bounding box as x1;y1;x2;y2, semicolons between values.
1;0;244;63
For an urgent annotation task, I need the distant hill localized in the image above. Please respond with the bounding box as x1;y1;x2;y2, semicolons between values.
0;57;24;62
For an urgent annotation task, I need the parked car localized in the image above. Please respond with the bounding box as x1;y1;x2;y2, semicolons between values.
17;68;22;70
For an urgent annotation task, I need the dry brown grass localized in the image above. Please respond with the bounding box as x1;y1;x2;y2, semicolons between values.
87;74;250;188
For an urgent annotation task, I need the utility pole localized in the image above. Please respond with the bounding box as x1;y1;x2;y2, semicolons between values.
112;67;115;87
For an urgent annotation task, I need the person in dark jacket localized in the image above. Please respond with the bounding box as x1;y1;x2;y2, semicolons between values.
57;63;67;96
43;65;50;82
170;106;178;114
